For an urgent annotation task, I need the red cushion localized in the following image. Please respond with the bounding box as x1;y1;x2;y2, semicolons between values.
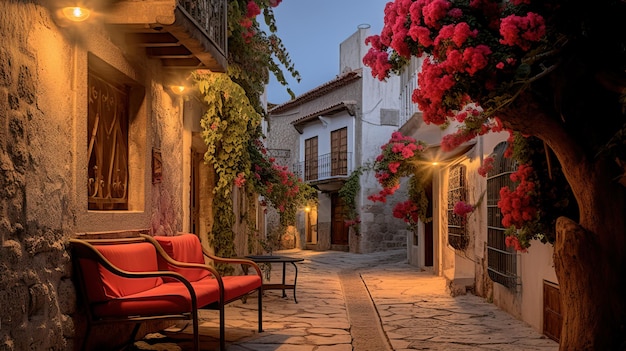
81;242;163;301
92;281;220;318
154;234;211;282
191;275;261;302
221;275;262;301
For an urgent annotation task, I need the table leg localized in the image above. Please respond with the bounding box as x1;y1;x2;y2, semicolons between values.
281;262;287;298
291;261;299;303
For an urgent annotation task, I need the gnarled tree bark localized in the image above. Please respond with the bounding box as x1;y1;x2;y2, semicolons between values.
499;90;626;350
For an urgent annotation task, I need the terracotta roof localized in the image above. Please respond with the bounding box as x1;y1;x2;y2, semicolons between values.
269;69;362;114
291;100;357;133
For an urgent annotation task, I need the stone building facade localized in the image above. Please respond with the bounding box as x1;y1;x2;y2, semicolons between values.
0;1;229;349
267;26;407;254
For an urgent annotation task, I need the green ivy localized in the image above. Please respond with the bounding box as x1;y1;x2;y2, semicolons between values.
193;1;309;268
338;166;367;233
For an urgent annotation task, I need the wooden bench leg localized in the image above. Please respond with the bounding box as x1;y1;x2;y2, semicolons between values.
80;324;92;351
220;304;225;351
192;309;200;351
128;323;141;346
258;286;263;332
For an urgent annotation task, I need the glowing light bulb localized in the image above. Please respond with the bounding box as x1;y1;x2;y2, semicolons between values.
170;85;186;95
62;6;91;22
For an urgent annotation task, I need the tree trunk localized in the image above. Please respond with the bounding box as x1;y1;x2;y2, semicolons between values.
551;162;626;350
500;93;626;350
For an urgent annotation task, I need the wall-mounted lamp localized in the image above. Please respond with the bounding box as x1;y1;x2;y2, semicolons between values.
169;85;186;95
305;206;311;213
431;161;439;166
61;6;91;21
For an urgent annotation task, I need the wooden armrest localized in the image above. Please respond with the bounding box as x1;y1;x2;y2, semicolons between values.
202;249;263;277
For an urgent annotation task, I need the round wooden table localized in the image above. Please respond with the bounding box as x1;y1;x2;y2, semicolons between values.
246;255;304;303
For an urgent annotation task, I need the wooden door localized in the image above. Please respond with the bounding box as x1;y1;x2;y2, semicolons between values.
424;176;434;266
543;281;562;342
331;193;349;245
331;127;347;176
305;137;318;181
190;151;203;234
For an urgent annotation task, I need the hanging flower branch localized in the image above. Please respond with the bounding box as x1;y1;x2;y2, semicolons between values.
191;0;303;264
228;0;300;102
497;133;577;251
368;131;431;230
247;139;317;228
363;0;579;251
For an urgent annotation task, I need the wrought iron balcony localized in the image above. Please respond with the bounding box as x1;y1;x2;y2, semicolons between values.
294;152;353;191
104;0;227;73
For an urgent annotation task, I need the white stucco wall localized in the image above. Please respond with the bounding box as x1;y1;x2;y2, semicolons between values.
298;113;355;168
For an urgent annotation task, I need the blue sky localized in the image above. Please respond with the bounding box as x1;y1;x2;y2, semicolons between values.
265;0;389;104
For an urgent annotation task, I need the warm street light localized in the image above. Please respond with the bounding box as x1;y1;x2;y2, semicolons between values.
61;6;90;22
169;85;186;95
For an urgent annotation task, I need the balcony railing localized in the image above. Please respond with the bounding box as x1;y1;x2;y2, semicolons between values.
294;152;353;183
104;0;227;72
178;0;227;57
400;71;418;127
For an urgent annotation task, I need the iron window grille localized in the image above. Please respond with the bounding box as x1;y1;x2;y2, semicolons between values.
447;164;468;249
487;142;518;289
87;70;129;210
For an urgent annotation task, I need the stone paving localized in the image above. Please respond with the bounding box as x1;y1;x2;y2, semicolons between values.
134;248;558;351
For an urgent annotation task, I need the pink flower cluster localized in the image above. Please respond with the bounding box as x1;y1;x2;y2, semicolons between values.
440;117;504;152
477;156;494;177
412;43;492;124
240;1;261;42
368;183;400;203
392;200;421;224
363;36;392;81
505;235;527;252
234;172;246;188
499;12;546;51
363;0;548;140
344;217;361;228
369;132;426;204
498;164;537;228
453;201;474;218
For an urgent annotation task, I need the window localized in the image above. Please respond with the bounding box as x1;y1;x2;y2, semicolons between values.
305;137;318;181
330;127;347;176
487;142;518;289
447;164;468;249
87;69;129;210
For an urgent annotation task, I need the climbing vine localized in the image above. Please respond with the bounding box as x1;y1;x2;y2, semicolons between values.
338;166;366;234
191;0;305;264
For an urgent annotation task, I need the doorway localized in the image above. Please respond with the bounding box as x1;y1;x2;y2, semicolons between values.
330;193;349;249
424;176;434;266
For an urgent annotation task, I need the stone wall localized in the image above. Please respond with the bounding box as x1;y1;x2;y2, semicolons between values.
1;2;75;349
0;2;188;349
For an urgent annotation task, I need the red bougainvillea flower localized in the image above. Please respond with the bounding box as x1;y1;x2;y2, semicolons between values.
234;172;246;188
505;235;527;252
499;12;546;51
245;1;261;18
453;201;474;218
477;156;495;177
498;164;537;229
393;200;421;224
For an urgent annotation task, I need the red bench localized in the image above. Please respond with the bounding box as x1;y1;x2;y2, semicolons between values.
70;233;263;351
